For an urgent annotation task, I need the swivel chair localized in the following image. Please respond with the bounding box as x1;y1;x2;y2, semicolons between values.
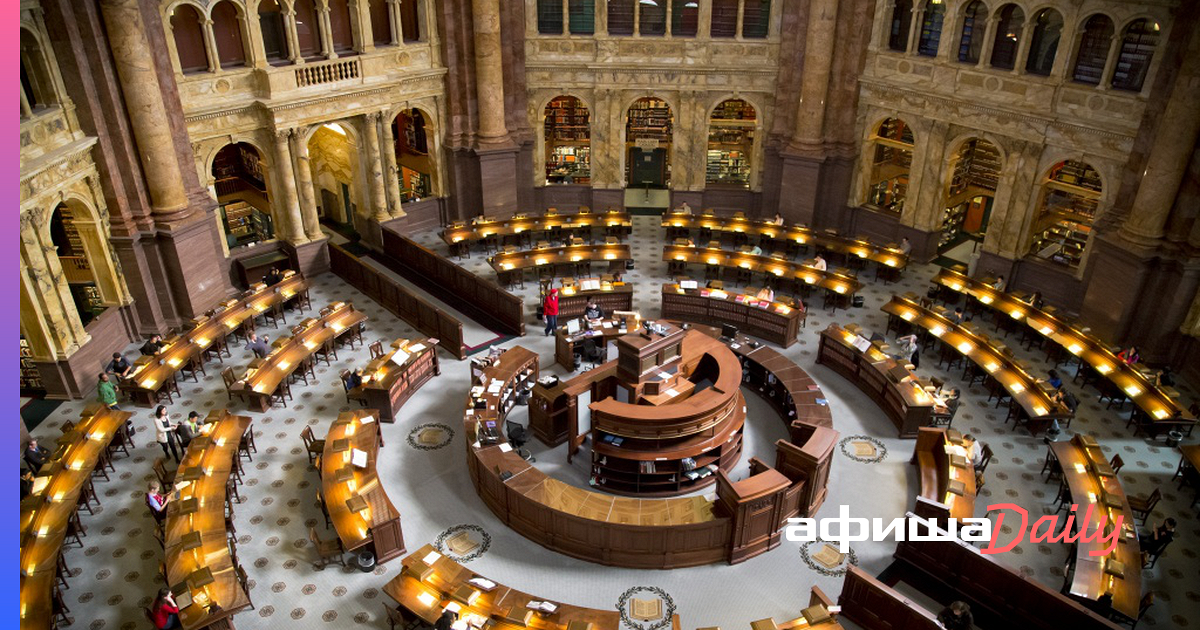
505;420;536;463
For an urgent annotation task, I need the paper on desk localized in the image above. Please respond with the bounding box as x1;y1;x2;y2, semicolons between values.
350;448;368;468
664;388;680;397
487;380;503;394
658;371;671;380
730;343;741;350
602;321;613;328
390;350;410;366
360;413;375;424
408;343;425;353
499;443;513;453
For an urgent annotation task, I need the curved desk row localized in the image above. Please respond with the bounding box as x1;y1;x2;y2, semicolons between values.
321;410;405;564
20;405;132;630
442;210;632;246
882;294;1069;426
1051;434;1141;620
127;274;310;406
556;280;634;320
164;410;252;630
233;302;367;411
661;245;862;310
553;317;629;371
911;427;977;522
384;544;628;629
817;323;941;438
661;212;908;270
489;244;632;276
352;337;440;422
932;268;1194;432
660;283;805;347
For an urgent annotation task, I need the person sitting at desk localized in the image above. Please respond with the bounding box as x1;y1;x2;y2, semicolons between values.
149;588;181;630
264;266;284;286
23;438;51;473
1141;517;1177;560
747;244;763;256
246;332;270;359
346;368;364;391
1118;345;1140;364
1026;290;1044;309
1047;369;1063;390
676;202;692;215
1155;366;1175;387
937;601;973;630
756;286;775;301
584;298;604;321
990;275;1006;291
106;351;133;378
140;334;167;356
1052;388;1079;414
145;481;172;525
434;610;458;630
177;412;201;449
611;270;624;284
771;212;784;226
962;434;984;469
950;307;966;324
899;236;912;257
21;466;34;499
812;253;827;271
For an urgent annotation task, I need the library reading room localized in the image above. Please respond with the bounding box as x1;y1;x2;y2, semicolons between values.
18;0;1200;629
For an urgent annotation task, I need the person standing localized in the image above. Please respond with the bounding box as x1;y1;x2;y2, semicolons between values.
898;333;920;368
97;373;120;410
543;288;560;336
152;405;180;463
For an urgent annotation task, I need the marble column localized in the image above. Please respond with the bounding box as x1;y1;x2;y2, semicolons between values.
1011;19;1034;74
1098;35;1121;90
387;0;401;45
792;0;839;148
244;10;269;68
274;129;308;243
977;15;997;68
202;19;221;72
318;7;335;58
98;0;191;222
472;0;509;143
1118;30;1200;245
363;112;391;221
285;10;303;63
380;113;406;217
290;130;323;240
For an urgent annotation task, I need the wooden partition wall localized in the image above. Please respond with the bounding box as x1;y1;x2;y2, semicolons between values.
381;226;526;336
838;565;941;630
328;244;467;359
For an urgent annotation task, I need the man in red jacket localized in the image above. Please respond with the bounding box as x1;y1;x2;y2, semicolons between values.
543;288;559;336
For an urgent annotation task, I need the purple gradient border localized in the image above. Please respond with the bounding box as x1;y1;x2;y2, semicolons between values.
8;0;24;619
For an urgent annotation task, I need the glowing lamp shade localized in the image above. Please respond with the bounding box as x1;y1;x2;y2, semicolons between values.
901;312;915;321
1009;310;1023;319
417;592;437;607
605;253;617;260
1069;343;1083;355
980;295;993;304
535;258;547;266
1010;382;1025;393
571;255;583;262
1153;408;1169;419
930;325;945;337
675;255;686;261
739;261;752;269
835;286;847;294
886;259;898;267
501;263;515;270
1040;326;1053;335
1096;363;1113;374
453;236;464;243
708;258;720;265
141;379;157;389
1124;385;1141;397
956;342;972;354
773;268;784;276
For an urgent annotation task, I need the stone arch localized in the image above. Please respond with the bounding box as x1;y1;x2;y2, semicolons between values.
20;25;58;112
622;94;677;189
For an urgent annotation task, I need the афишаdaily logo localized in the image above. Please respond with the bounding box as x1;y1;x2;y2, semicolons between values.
785;503;1125;556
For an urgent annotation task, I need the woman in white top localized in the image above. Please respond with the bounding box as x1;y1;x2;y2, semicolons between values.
756;286;775;301
152;405;180;463
812;254;827;271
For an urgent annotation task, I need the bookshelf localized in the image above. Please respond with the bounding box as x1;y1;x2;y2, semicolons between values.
1029;219;1091;268
876;117;914;145
220;201;275;248
213;144;266;193
948;139;1000;197
1028;161;1101;268
626;98;672;142
706;100;756;185
544;96;591;183
20;337;43;393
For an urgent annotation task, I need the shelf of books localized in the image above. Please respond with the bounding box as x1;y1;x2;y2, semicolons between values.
20;337;43;393
626;98;672;142
706;100;755;185
544;97;591;184
221;201;274;248
949;139;1001;197
590;429;743;497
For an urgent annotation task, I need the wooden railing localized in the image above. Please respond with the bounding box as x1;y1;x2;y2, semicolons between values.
294;58;360;88
328;243;466;360
58;256;93;284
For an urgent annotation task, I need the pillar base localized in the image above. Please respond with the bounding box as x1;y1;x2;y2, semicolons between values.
477;143;520;219
33;306;138;400
774;147;826;226
286;236;330;278
155;213;233;319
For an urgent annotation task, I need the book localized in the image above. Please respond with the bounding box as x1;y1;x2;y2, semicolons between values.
351;448;368;468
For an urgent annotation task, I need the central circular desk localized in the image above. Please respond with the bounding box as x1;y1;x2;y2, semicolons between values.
463;323;837;569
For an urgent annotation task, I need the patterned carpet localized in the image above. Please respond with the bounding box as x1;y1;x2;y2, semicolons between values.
34;215;1198;629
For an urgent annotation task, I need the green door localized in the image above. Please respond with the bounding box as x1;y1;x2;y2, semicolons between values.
629;148;667;188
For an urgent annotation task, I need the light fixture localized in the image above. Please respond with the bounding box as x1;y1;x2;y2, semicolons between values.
685;0;699;6
639;0;659;5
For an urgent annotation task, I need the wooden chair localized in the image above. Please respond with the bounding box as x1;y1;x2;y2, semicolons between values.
308;526;345;570
369;341;385;360
52;586;72;628
237;564;254;609
300;426;325;467
1110;592;1154;629
341;370;368;406
1041;446;1062;483
384;604;409;629
221;368;240;401
152;458;176;488
1127;487;1161;524
1110;454;1125;474
239;425;257;459
317;491;332;529
975;443;994;488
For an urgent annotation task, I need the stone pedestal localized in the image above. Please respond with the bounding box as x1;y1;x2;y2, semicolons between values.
774;148;825;226
286;237;331;278
155;210;233;319
592;188;626;212
477;144;520;218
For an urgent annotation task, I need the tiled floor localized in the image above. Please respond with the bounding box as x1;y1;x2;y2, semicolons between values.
35;216;1198;629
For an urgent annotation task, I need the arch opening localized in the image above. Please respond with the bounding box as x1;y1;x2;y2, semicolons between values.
393;110;436;201
213;142;276;249
544;96;591;185
1028;160;1101;269
49;204;106;327
866;117;914;216
626;97;673;189
706;99;757;187
939;138;1001;261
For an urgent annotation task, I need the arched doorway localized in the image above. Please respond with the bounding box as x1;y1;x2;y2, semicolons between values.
939;138;1001;261
169;3;209;73
866;117;914;215
213;143;276;249
48;204;106;327
1028;160;1101;269
21;27;57;116
626;97;672;189
706;98;756;188
543;96;591;185
307;122;364;232
392;110;435;201
211;1;247;69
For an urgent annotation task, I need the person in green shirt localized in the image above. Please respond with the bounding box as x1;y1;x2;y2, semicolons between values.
97;372;119;409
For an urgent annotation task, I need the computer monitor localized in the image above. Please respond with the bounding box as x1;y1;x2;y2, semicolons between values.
721;323;738;340
566;319;582;335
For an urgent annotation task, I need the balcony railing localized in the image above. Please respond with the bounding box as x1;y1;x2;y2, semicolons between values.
295;58;361;88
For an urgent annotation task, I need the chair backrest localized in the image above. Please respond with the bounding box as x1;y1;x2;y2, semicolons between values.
152;458;168;482
300;426;314;447
1139;592;1155;617
369;341;384;359
1147;487;1162;508
222;367;236;388
506;420;526;445
1110;454;1124;472
308;526;320;545
979;444;994;473
340;370;352;391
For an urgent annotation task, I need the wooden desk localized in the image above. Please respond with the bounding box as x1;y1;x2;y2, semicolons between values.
233;302;367;412
838;565;938;630
383;544;623;629
932;268;1194;433
662;245;862;309
911;427;977;521
556;280;633;319
1051;435;1142;619
466;346;795;569
353;338;440;422
661;211;908;271
660;283;805;347
817;324;939;438
164;410;252;630
442;210;632;247
882;294;1069;427
20;406;132;630
553;317;627;371
127;275;310;406
489;244;632;277
321;410;405;564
